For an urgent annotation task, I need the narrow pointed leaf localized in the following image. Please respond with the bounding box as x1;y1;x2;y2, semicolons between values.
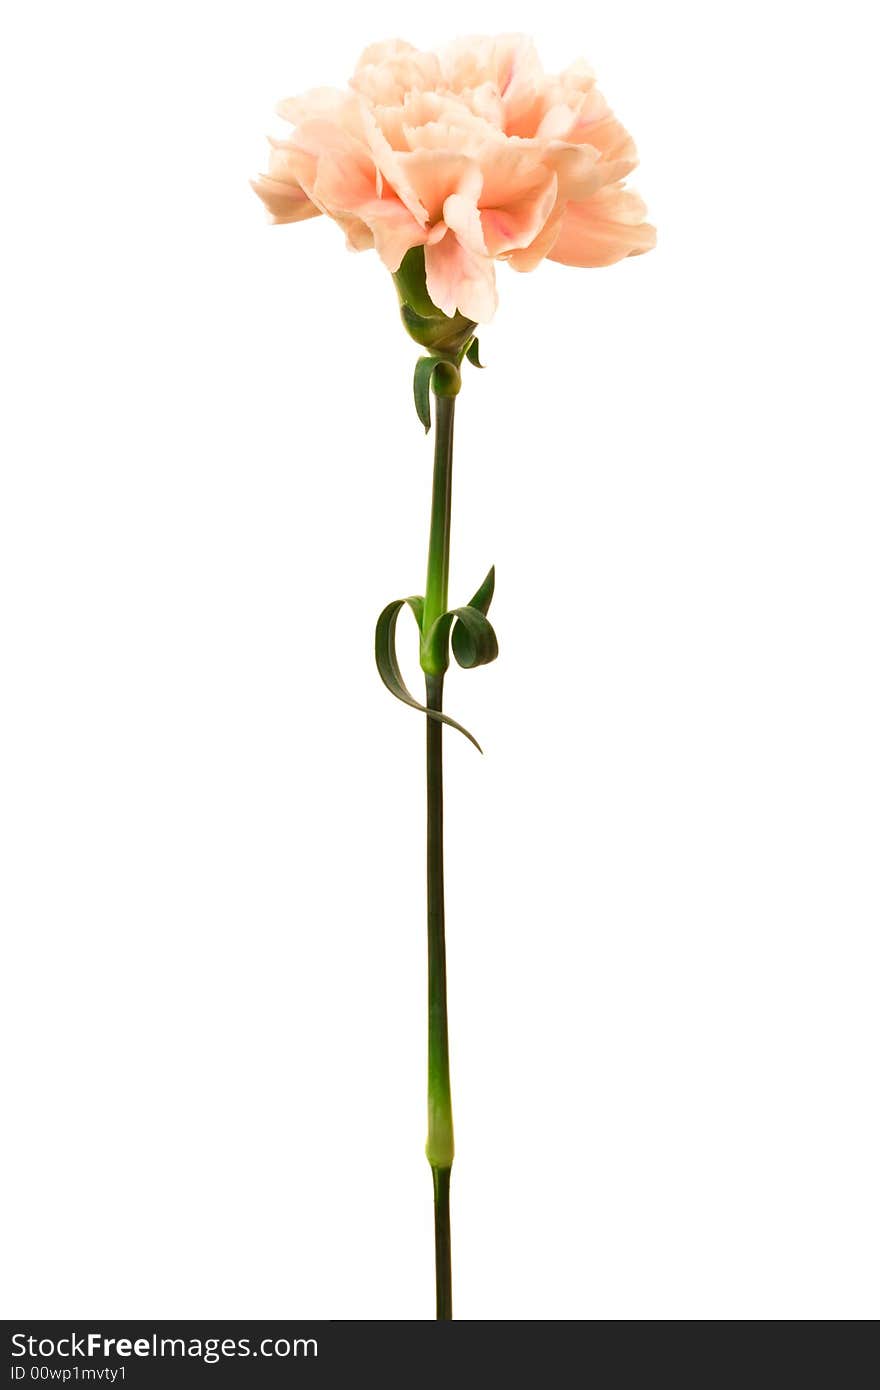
413;357;435;432
467;564;495;616
465;337;484;368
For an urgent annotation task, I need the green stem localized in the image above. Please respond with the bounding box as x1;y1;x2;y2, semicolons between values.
423;393;455;634
424;390;455;1320
432;1165;452;1321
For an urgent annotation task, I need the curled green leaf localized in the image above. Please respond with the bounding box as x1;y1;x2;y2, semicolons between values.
375;598;484;752
450;604;498;670
419;566;498;675
421;597;499;676
413;356;464;431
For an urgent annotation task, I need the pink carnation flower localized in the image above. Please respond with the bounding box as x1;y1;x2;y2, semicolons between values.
253;35;655;322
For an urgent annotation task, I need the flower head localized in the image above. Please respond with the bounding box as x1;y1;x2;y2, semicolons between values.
253;35;655;323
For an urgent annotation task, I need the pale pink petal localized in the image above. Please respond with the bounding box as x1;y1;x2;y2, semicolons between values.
252;139;321;223
276;87;350;127
338;217;376;253
352;41;441;106
399;93;505;157
555;59;598;97
480;171;557;257
442;192;487;256
425;228;498;322
439;35;495;91
358;99;429;224
541;142;604;200
312;152;426;271
471;144;558;255
548;185;656;267
567;96;639;181
265;137;317;185
396;150;482;224
566;84;610;127
579;123;637;185
506;201;566;270
377;90;498;155
476;142;549;204
442;34;545;136
493;34;547;136
395;90;451;127
291;118;374;195
463;82;505;128
251;176;321;224
355;39;417;70
292;118;425;270
363;204;430;270
536;103;578;141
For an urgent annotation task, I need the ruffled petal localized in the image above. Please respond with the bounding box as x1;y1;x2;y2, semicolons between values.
541;142;604;200
363;205;429;270
425;228;498;321
355;39;417;69
358;99;429;223
563;88;639;182
505;201;566;271
442;191;487;257
312;155;425;270
291;118;425;270
250;176;321;224
290;118;373;196
442;34;545;136
276;87;351;127
396;150;483;224
252;139;322;224
548;185;656;267
480;170;557;257
352;40;442;106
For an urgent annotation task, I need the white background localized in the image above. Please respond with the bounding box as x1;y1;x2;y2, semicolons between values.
2;1;878;1321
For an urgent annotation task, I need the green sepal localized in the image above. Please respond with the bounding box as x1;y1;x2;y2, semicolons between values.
394;249;477;356
375;598;483;752
465;337;484;368
413;357;435;432
402;303;439;342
